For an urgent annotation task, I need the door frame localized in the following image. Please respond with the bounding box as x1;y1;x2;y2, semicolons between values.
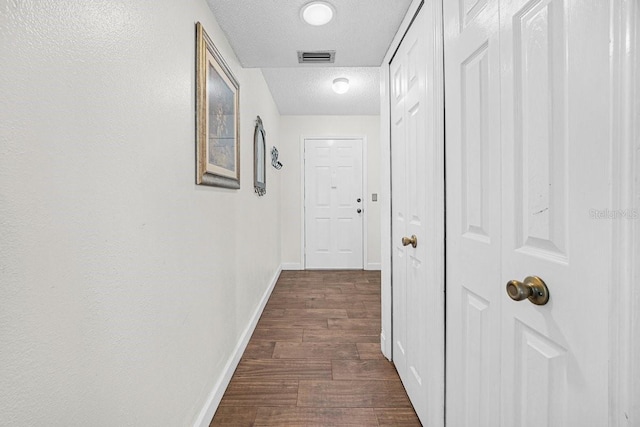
381;0;639;422
300;136;369;270
610;0;639;424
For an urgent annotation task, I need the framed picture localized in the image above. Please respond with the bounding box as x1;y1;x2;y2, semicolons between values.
196;22;240;188
254;116;266;196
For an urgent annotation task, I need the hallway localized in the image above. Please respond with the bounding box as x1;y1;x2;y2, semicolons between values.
210;270;420;426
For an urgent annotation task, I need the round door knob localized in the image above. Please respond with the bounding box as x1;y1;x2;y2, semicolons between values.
357;208;362;213
506;276;549;305
357;198;361;203
401;235;417;248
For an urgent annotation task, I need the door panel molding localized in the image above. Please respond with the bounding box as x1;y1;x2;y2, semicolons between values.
512;0;569;262
512;321;568;426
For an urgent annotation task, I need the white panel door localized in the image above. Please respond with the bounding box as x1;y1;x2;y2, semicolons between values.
445;0;612;425
499;0;611;425
304;139;363;269
391;3;444;425
443;0;502;425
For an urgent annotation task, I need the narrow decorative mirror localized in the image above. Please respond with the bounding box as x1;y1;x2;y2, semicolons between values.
254;116;266;196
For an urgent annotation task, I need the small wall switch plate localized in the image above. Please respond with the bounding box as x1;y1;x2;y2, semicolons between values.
372;193;378;202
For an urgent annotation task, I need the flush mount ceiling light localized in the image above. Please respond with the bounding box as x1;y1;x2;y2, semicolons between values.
332;77;349;94
301;1;335;26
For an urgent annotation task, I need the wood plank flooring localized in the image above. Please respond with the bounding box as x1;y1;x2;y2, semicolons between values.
210;270;421;426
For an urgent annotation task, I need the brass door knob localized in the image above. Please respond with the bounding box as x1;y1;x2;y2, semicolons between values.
506;276;549;305
401;235;417;248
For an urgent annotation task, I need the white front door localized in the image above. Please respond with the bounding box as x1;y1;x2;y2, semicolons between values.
390;2;445;425
445;0;612;425
304;138;363;269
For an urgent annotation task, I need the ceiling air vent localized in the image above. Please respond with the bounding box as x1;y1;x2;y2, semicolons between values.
297;50;336;64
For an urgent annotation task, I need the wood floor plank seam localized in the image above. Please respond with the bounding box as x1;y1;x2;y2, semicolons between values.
210;270;420;426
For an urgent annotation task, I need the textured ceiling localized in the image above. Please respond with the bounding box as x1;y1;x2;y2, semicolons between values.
261;67;380;115
206;0;413;115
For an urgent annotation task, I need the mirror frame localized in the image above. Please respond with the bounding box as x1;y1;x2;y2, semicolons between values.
254;116;266;196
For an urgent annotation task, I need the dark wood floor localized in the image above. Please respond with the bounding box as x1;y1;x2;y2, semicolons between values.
210;270;421;426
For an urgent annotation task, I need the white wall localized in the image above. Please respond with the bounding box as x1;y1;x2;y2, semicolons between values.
279;115;381;270
0;1;281;425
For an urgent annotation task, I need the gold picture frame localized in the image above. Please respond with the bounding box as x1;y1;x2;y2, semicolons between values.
196;22;240;188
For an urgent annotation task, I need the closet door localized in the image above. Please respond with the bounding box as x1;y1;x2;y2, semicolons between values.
499;0;611;425
446;0;612;425
390;2;445;425
444;0;503;425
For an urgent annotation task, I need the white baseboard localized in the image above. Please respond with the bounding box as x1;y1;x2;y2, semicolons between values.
281;262;303;270
366;262;382;271
193;264;282;427
283;262;379;271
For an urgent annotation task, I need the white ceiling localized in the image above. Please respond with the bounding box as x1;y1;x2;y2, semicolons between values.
261;67;380;115
206;0;413;115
